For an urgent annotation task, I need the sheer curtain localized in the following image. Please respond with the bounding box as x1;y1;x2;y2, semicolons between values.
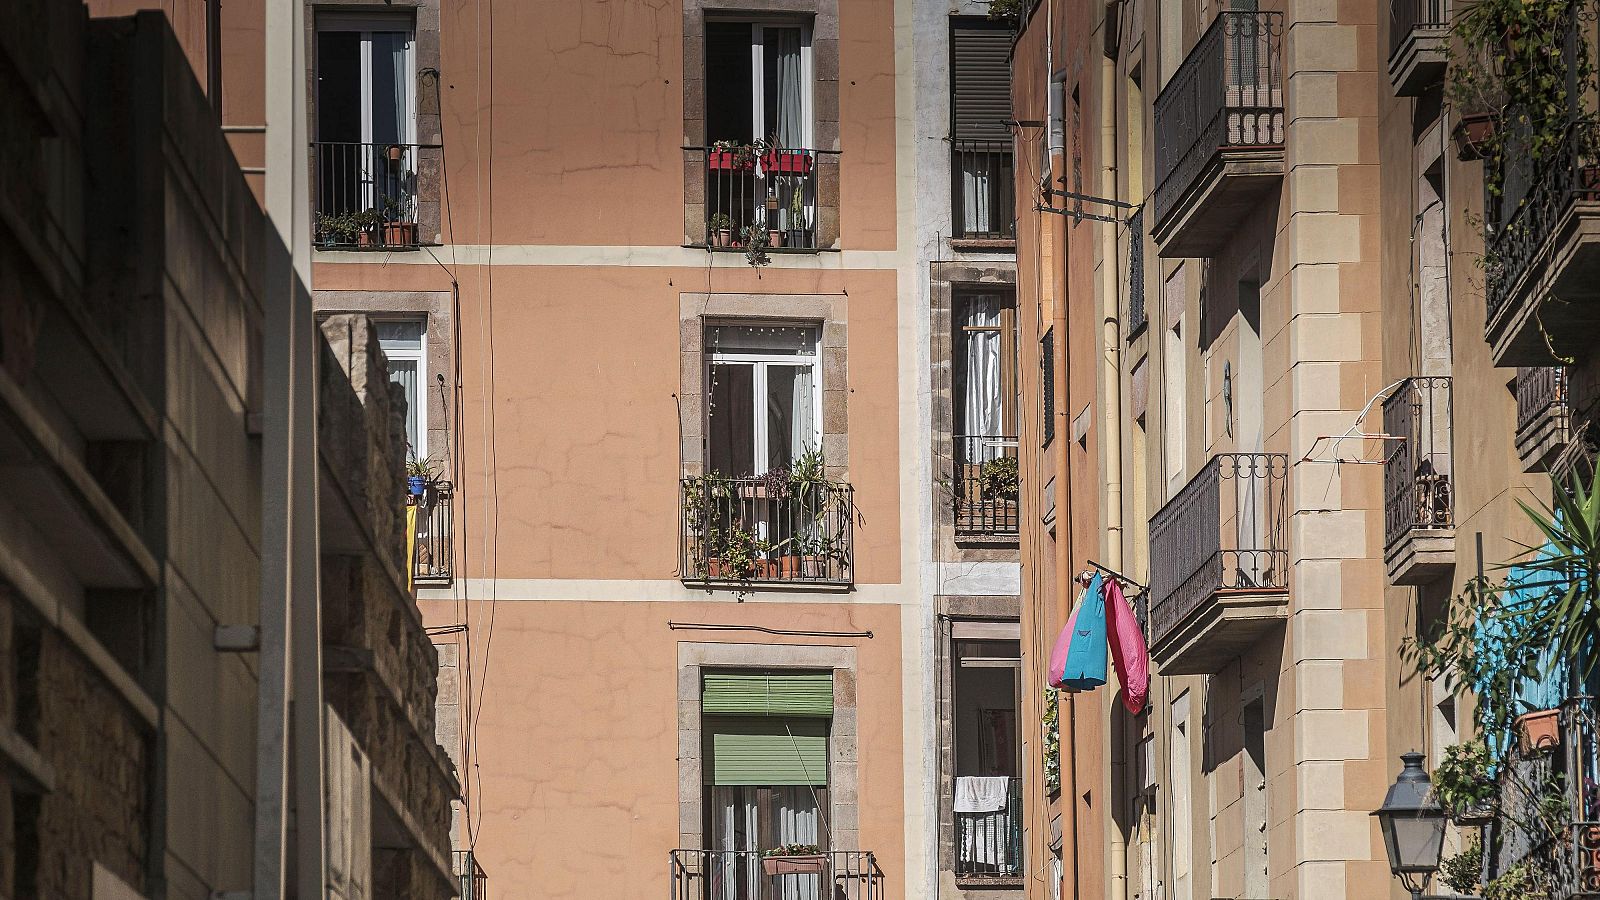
790;364;816;462
776;787;821;900
961;159;991;235
711;789;758;900
962;297;1003;460
768;28;804;147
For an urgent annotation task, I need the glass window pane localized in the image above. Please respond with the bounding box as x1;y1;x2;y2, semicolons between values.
316;30;362;143
388;358;420;454
707;324;817;356
709;363;755;476
368;31;411;146
376;319;424;351
763;27;805;147
766;364;815;470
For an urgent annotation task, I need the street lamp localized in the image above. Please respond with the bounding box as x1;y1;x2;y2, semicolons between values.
1372;751;1448;900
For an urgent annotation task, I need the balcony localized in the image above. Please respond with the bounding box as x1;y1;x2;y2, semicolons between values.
680;474;854;589
670;850;883;900
313;141;425;250
952;139;1016;243
1383;378;1455;585
454;850;487;900
1517;367;1571;473
1151;11;1284;258
952;435;1019;539
954;776;1022;885
1147;453;1289;675
698;145;821;252
1478;100;1600;360
410;481;455;588
1387;0;1448;96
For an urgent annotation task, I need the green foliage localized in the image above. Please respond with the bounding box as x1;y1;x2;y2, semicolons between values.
979;455;1020;500
1484;859;1551;900
406;454;440;481
1432;740;1497;819
1042;687;1060;793
988;0;1024;21
763;844;822;857
708;213;733;231
1440;835;1483;894
742;225;771;267
316;211;360;244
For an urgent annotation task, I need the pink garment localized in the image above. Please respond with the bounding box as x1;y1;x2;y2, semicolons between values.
1104;578;1150;713
1047;590;1086;691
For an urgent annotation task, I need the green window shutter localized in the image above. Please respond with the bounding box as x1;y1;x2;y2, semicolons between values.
702;672;834;717
704;716;829;786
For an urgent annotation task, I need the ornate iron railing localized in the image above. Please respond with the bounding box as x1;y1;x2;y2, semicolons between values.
680;474;854;587
1127;207;1147;335
313;141;424;248
1484;0;1592;329
952;139;1016;239
1518;366;1570;441
1389;0;1448;59
701;146;820;251
670;850;884;900
1382;377;1454;549
1147;453;1288;648
954;776;1023;878
953;435;1019;536
411;480;454;587
454;850;487;900
1151;11;1284;226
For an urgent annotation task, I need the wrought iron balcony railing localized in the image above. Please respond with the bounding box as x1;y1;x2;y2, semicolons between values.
701;146;820;251
952;139;1016;240
1147;453;1289;651
1151;11;1284;227
453;850;487;900
670;850;884;900
411;480;454;587
313;141;424;249
955;776;1022;879
680;474;854;587
1517;366;1571;472
952;436;1019;537
1389;0;1448;59
1382;377;1454;550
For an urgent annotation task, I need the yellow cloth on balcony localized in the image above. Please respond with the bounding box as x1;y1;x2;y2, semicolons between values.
406;503;417;592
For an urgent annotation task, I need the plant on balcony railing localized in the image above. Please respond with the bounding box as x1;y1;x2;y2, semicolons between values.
1041;686;1060;793
681;454;853;587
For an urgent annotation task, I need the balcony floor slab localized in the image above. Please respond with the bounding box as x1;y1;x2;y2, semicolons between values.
1385;527;1456;586
1153;148;1284;259
1490;200;1600;367
1387;28;1448;97
1148;587;1289;676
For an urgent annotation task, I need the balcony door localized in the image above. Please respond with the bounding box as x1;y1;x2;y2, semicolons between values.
706;324;821;478
706;21;812;149
315;14;416;219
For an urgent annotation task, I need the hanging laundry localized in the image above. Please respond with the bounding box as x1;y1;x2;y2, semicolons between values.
1056;573;1108;691
1048;575;1089;689
1103;577;1150;714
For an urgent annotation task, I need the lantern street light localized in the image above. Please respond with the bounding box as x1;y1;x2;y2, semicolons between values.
1372;751;1448;900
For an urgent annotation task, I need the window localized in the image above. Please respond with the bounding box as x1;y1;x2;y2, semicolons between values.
1242;698;1268;898
955;293;1019;534
1041;330;1056;447
951;625;1022;877
705;21;813;148
376;320;427;457
1162;267;1187;495
703;671;832;899
315;15;416;225
705;324;820;477
950;19;1015;239
1170;692;1193;900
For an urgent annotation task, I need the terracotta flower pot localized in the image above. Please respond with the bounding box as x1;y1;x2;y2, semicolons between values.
1517;708;1562;755
713;228;732;248
382;221;418;246
386;144;404;163
1453;113;1496;162
768;229;786;248
762;854;826;876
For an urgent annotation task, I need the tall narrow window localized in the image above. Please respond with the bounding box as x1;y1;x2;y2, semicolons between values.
1163;268;1188;496
1242;698;1268;898
376;320;427;457
703;671;832;900
950;19;1015;238
955;292;1019;534
314;15;416;228
705;324;820;477
952;627;1022;877
1170;692;1193;900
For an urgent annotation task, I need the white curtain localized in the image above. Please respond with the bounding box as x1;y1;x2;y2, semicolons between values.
776;787;821;900
961;157;992;234
711;791;758;900
769;28;804;147
962;297;1003;459
790;364;816;462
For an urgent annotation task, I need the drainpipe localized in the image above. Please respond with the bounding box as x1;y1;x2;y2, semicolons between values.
1099;52;1130;900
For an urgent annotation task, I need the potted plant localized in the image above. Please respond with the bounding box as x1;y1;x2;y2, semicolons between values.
709;139;756;171
762;844;825;876
406;455;439;500
1431;740;1498;824
706;524;772;580
978;455;1020;502
707;213;733;248
386;143;404;164
1453;111;1498;161
787;188;808;248
742;226;771;268
380;195;418;246
1516;707;1562;755
352;208;385;248
764;195;785;247
315;211;359;248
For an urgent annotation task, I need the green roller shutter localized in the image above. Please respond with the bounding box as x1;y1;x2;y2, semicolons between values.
701;672;834;717
704;716;829;786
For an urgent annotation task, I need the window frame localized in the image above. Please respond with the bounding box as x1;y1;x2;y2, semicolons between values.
375;318;428;458
313;12;418;147
704;323;823;476
705;18;816;147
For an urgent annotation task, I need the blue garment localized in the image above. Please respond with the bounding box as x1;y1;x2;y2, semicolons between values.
1058;573;1108;691
1473;540;1575;760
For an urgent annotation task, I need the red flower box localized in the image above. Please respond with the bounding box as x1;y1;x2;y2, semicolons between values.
708;151;756;171
762;854;826;876
762;151;814;175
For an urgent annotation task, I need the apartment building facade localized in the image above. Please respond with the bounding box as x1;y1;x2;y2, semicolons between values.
0;2;456;898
